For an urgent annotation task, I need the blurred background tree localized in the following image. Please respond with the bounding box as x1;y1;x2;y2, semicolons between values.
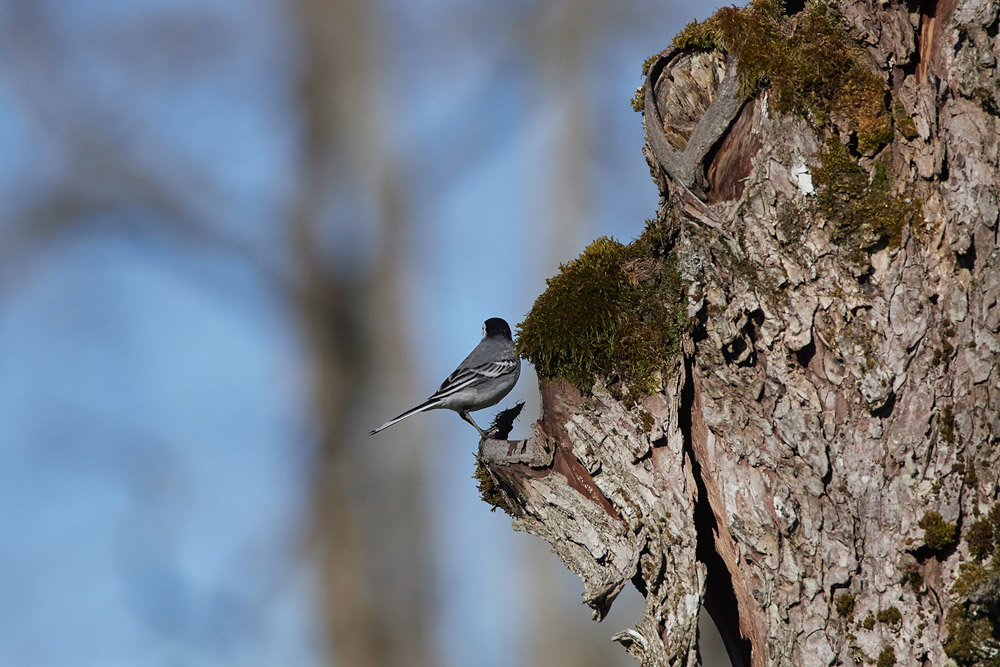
0;0;726;665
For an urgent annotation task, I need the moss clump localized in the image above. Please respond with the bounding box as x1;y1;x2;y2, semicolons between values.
775;5;892;153
516;230;687;398
812;138;921;256
941;404;956;444
862;613;876;630
945;603;1000;667
630;88;645;112
673;0;784;98
945;559;1000;667
638;409;655;433
832;64;892;154
963;519;996;561
641;53;659;76
966;505;1000;562
877;606;901;626
672;1;892;152
919;511;958;552
893;100;919;140
966;460;979;488
836;593;856;618
953;562;995;598
776;202;808;246
517;236;633;389
903;564;924;594
876;646;896;667
473;455;512;515
670;2;923;264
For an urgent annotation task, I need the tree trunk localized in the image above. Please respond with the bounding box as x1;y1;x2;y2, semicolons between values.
292;1;437;666
479;1;1000;666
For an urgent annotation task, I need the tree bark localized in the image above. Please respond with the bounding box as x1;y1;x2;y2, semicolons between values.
480;1;1000;666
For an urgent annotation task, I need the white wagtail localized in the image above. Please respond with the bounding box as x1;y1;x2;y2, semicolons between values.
369;317;521;437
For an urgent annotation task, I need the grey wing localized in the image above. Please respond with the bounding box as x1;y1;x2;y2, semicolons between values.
430;357;518;401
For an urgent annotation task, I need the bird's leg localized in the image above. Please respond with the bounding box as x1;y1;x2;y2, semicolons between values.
459;410;488;438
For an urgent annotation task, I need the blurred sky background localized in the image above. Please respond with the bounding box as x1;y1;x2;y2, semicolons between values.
0;0;730;665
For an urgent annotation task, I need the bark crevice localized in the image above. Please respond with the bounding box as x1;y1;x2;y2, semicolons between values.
681;355;753;667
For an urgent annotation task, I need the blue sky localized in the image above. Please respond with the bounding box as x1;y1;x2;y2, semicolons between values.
0;1;727;665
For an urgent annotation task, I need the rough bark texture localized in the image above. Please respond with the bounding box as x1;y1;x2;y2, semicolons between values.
480;1;1000;666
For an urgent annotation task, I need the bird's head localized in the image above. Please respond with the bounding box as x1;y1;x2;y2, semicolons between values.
483;317;512;341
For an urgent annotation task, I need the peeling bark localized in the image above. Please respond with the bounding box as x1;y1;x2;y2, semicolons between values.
480;1;1000;665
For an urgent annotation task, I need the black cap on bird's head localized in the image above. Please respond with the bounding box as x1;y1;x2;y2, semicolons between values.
483;317;513;341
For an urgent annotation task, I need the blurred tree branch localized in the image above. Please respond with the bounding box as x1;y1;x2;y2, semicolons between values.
292;0;436;665
0;2;288;294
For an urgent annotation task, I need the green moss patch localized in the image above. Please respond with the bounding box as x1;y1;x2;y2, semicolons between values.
638;409;655;433
941;404;956;444
672;1;892;152
877;606;901;628
668;2;926;266
945;602;1000;667
966;505;1000;562
893;100;919;140
670;2;924;263
473;454;512;515
516;228;687;398
903;563;924;594
674;0;784;99
876;646;896;667
812;138;922;257
919;511;958;552
836;593;856;618
945;556;1000;666
630;88;645;112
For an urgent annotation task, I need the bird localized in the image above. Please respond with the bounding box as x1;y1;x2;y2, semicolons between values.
369;317;521;438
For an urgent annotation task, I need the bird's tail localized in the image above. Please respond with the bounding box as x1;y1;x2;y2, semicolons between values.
368;398;438;436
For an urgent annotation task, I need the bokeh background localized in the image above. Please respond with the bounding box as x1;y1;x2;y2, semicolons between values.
0;0;732;665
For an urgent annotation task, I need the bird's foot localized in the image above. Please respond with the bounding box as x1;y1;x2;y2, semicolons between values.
459;410;489;439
